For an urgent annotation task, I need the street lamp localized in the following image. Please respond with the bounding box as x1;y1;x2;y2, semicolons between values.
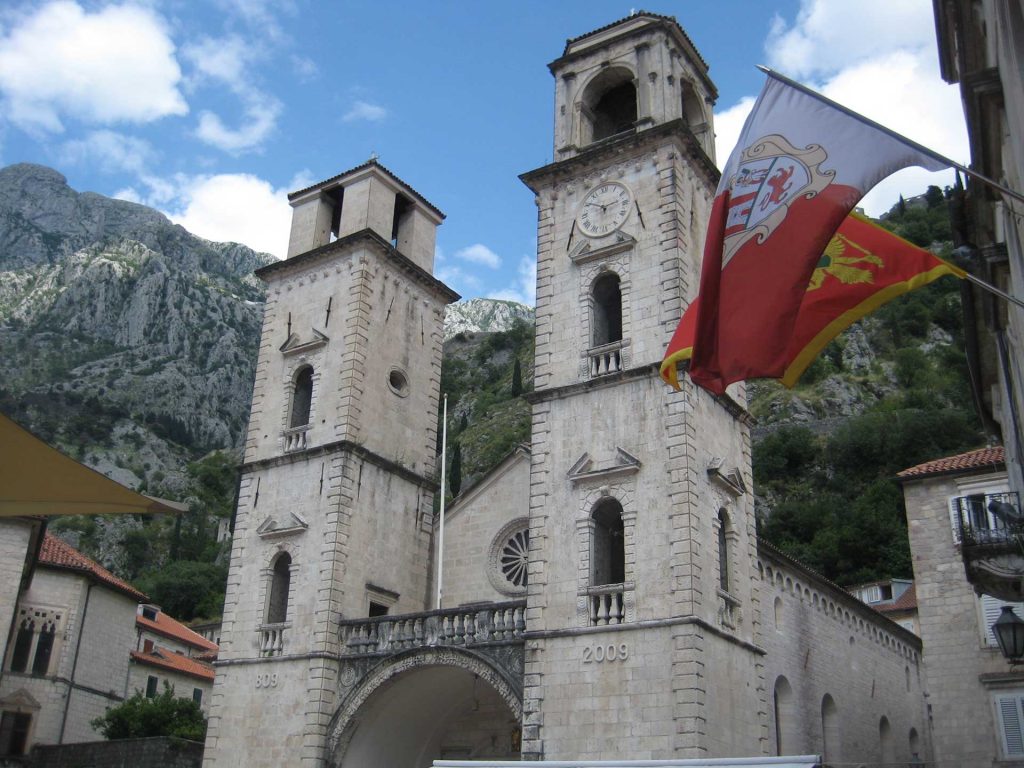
993;605;1024;662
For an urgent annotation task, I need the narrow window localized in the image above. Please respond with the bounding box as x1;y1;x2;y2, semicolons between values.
591;499;625;586
368;602;389;617
879;716;893;763
146;676;158;698
328;186;344;240
391;193;413;248
909;727;921;761
193;688;203;706
773;597;783;630
774;676;794;756
267;553;292;624
31;622;55;676
290;367;314;428
717;509;731;593
0;712;32;756
591;81;637;141
592;273;622;347
821;694;839;762
143;639;154;653
9;620;33;673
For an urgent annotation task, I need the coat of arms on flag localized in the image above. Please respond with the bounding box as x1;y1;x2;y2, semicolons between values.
722;135;834;268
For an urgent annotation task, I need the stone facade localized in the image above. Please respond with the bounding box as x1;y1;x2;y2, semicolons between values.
205;12;934;768
901;449;1024;765
0;563;139;749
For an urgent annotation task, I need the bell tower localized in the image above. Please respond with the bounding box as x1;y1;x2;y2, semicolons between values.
203;160;457;767
520;13;768;760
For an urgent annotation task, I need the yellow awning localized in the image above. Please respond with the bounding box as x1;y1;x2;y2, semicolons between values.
0;412;187;517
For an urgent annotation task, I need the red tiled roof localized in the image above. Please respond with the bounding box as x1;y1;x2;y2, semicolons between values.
875;584;918;614
137;611;218;653
130;646;214;682
897;446;1004;479
40;534;147;601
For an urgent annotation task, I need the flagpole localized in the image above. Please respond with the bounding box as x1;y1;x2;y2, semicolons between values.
435;394;448;611
756;65;1024;207
962;271;1024;311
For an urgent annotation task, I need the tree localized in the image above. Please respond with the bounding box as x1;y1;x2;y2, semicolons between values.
511;358;523;397
134;561;227;621
92;684;207;742
450;441;462;497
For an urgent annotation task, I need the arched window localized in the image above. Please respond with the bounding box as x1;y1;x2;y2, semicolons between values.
774;676;795;756
908;727;920;761
592;273;622;347
717;509;731;593
773;596;783;631
9;619;33;673
879;716;893;763
267;553;292;624
591;499;625;586
31;621;55;676
821;694;839;762
581;68;637;143
290;367;313;428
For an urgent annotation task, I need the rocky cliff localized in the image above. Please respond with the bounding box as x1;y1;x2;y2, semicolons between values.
0;163;272;493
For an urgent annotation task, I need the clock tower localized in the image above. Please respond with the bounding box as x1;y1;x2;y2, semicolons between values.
519;12;768;759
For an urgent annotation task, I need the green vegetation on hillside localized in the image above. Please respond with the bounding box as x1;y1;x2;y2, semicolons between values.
754;186;984;586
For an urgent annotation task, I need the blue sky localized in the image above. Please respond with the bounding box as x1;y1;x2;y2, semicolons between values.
0;0;965;305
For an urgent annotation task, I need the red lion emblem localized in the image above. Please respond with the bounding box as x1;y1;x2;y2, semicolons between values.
760;165;794;210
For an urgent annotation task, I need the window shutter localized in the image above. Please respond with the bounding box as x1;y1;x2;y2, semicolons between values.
949;497;962;544
981;595;1024;646
997;695;1024;756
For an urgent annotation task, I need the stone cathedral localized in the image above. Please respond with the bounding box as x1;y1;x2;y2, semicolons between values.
204;13;931;767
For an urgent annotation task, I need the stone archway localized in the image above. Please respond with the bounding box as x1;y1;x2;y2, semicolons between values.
328;647;523;768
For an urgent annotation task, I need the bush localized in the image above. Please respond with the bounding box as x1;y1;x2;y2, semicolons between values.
92;684;207;742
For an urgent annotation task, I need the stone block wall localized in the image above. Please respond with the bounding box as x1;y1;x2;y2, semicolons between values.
759;548;928;764
32;736;202;768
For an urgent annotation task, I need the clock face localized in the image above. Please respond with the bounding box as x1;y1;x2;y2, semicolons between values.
577;182;632;237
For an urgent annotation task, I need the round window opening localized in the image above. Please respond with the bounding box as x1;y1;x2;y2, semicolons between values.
388;368;409;396
487;518;530;596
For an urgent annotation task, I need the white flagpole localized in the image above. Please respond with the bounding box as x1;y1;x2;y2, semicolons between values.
756;65;1024;207
435;394;448;610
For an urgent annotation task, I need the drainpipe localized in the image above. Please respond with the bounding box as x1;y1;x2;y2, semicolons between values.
58;582;94;744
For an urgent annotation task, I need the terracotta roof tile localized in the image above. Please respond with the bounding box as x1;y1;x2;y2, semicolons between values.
897;446;1004;479
137;611;218;653
40;534;147;601
130;646;215;682
876;584;918;614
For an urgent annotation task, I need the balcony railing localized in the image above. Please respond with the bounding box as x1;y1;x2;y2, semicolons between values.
588;340;624;378
283;425;309;452
585;583;625;626
953;492;1024;547
258;623;288;657
338;600;526;655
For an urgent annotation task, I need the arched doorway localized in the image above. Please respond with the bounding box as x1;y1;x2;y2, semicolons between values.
330;649;522;768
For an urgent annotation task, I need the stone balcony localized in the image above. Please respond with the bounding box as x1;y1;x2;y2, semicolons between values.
953;491;1024;602
338;600;526;655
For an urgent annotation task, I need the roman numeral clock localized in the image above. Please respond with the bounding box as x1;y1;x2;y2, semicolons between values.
577;181;633;237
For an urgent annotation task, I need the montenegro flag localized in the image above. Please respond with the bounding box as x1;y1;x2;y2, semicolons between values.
660;212;964;391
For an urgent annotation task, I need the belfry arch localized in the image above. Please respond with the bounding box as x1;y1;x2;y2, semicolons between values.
328;647;523;767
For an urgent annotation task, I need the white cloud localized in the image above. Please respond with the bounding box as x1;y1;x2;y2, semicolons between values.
488;256;537;307
343;101;387;123
765;0;935;78
0;1;187;133
168;173;291;257
713;0;967;216
437;264;483;294
59;130;155;174
455;243;501;269
184;35;250;84
291;55;318;81
195;97;281;153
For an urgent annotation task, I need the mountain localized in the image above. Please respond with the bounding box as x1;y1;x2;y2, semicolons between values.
0;163;273;495
443;298;534;339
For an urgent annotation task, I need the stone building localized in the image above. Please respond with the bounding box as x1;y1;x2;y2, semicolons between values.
0;534;145;755
129;604;218;712
901;445;1024;764
204;12;930;767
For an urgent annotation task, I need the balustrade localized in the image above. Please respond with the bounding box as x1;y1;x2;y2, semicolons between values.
258;623;287;657
588;341;624;377
586;584;625;626
338;600;525;655
283;426;309;452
